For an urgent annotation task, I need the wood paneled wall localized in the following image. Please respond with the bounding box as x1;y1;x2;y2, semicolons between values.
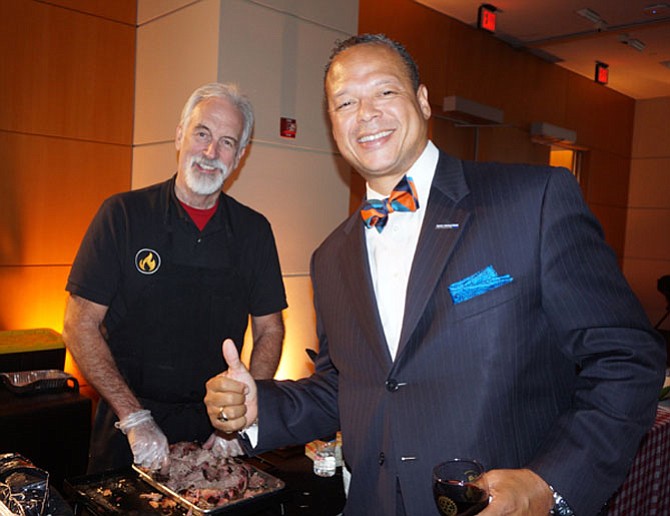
1;0;663;350
626;98;670;324
0;0;136;331
357;0;636;261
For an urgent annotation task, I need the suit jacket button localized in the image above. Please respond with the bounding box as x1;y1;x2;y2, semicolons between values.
385;379;398;392
378;452;385;465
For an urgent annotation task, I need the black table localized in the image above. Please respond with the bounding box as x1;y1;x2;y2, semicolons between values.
63;446;346;515
258;447;346;515
0;386;91;491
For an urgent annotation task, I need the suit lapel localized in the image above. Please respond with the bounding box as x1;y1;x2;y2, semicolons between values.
338;212;393;366
397;152;471;355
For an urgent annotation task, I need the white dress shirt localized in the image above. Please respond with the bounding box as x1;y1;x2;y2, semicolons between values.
244;141;439;448
364;141;438;360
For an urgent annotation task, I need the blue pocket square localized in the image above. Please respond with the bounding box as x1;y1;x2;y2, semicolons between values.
449;265;513;304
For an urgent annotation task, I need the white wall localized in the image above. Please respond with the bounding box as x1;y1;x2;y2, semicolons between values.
133;0;359;379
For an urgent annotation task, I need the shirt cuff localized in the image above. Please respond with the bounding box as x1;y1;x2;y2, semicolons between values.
239;422;258;448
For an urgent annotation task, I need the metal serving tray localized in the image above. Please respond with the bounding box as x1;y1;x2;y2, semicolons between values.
133;462;285;515
0;369;78;395
64;468;191;515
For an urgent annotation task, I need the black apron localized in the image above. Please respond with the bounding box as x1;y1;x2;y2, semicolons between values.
88;203;248;473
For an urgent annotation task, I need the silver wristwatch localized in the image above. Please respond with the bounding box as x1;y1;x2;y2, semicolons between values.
549;485;574;516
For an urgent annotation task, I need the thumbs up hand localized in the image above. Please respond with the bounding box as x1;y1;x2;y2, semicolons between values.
205;339;258;432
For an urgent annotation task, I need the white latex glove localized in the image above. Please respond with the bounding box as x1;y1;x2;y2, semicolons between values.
115;409;170;471
203;432;244;458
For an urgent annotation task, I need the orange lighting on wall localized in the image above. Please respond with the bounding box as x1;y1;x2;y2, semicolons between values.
239;304;317;381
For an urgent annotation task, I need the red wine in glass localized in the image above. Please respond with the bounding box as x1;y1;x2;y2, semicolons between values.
433;459;489;516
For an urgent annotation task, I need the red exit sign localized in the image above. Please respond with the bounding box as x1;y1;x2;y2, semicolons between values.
478;4;497;33
595;62;609;85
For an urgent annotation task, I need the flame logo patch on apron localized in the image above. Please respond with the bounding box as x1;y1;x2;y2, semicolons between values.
135;248;161;275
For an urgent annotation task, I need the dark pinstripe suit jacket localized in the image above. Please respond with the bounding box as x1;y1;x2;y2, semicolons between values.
255;150;665;516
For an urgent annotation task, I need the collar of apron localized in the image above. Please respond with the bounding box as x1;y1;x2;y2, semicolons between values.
163;174;234;241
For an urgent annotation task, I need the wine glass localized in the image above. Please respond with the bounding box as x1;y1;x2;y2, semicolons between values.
432;459;489;516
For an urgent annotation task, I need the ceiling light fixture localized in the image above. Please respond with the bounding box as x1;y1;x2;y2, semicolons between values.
643;3;670;16
619;34;646;51
576;8;607;30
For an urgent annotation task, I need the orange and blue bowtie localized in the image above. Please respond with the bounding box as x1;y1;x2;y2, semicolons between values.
360;176;420;233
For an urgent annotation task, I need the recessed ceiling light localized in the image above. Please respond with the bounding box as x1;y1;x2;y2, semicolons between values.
643;3;670;16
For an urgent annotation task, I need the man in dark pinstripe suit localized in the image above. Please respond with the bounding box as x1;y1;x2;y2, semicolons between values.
205;34;665;516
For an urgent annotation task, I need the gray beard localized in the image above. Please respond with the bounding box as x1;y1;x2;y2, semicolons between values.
184;156;230;195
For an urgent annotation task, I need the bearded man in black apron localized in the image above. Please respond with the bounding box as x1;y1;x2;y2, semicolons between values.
62;83;287;473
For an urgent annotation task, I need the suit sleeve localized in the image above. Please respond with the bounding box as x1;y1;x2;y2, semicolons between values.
248;253;341;453
527;168;666;514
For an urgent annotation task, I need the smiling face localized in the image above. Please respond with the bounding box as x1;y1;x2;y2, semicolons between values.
326;43;431;194
175;96;246;208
